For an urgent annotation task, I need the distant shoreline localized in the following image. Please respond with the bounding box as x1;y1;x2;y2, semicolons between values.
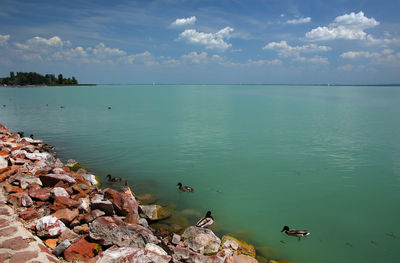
1;84;96;87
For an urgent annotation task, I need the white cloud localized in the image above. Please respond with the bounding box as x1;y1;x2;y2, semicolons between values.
181;51;209;64
286;17;311;24
263;40;331;57
91;43;126;58
340;51;380;59
305;11;379;41
296;55;329;64
171;16;196;27
340;49;400;66
338;64;354;71
15;36;65;51
179;27;234;51
246;59;282;66
118;51;152;64
0;34;10;46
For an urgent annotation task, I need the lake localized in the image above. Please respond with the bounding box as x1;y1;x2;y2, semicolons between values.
1;84;399;262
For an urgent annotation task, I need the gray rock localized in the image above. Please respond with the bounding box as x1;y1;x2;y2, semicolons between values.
172;234;181;245
8;173;42;189
83;173;99;186
90;194;115;216
182;226;221;254
0;156;8;169
21;194;33;207
52;240;71;256
170;246;225;263
39;173;76;187
138;218;149;227
139;204;171;221
78;198;90;213
95;246;171;263
54;158;64;168
36;215;67;237
89;216;159;247
51;187;70;199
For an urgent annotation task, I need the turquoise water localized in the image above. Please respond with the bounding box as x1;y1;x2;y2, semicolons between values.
1;84;400;262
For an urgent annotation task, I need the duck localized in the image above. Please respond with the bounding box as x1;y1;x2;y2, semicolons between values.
281;225;310;241
177;182;194;192
196;211;214;228
106;174;121;183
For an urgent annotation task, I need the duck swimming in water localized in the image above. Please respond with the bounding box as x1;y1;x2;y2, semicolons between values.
106;174;121;183
196;211;214;228
281;226;310;241
177;182;194;192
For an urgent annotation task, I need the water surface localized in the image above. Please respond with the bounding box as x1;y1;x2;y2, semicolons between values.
1;84;400;262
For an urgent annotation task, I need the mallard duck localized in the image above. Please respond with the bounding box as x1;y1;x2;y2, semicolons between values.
281;226;310;241
177;182;194;192
196;211;214;228
106;174;121;183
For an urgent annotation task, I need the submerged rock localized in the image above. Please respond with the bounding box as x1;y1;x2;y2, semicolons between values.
182;226;221;254
140;204;171;221
136;193;158;205
221;235;256;258
89;216;159;247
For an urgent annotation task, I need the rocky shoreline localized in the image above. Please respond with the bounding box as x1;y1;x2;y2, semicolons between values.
0;123;288;263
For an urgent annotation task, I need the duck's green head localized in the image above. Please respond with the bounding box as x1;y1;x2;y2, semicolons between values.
281;225;290;232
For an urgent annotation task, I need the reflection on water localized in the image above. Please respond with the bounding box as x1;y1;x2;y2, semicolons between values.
1;84;400;263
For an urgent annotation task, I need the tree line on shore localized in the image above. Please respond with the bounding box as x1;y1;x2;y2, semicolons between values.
0;72;78;86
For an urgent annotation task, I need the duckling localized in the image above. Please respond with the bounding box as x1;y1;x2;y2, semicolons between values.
177;182;194;192
281;226;310;241
106;174;121;183
196;211;214;228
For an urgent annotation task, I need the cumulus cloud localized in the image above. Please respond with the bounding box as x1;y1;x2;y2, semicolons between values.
286;17;311;24
340;49;400;67
15;36;65;51
295;55;329;64
90;43;126;58
338;64;354;71
246;59;282;66
305;11;379;41
181;51;209;64
0;34;10;46
263;40;331;57
179;27;234;51
171;16;197;27
118;51;153;64
340;51;380;59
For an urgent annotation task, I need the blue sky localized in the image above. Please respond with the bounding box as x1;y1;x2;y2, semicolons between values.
0;0;399;84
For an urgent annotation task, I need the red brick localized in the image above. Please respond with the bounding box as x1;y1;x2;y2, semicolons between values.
0;227;17;236
0;236;29;250
0;207;10;216
0;218;9;228
0;252;11;262
9;250;38;263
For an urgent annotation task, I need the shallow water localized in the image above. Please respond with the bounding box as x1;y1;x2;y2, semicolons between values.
1;84;400;262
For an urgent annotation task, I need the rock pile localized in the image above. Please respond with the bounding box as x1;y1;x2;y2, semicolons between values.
0;123;287;263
